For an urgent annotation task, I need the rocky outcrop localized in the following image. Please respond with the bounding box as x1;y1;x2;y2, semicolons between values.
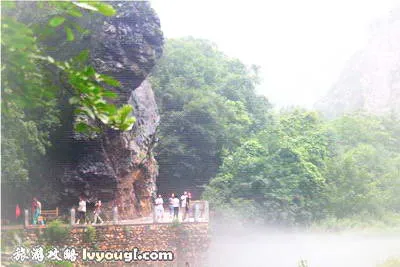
315;9;400;118
91;2;163;91
53;2;163;219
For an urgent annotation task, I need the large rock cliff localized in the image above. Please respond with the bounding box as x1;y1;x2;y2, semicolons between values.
315;8;400;117
46;2;163;219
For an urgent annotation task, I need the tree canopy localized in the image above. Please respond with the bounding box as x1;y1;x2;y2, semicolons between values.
151;37;271;194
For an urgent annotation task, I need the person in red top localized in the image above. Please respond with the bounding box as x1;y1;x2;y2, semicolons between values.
93;200;104;224
15;204;21;219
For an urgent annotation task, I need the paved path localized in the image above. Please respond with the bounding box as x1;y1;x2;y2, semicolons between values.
2;216;208;229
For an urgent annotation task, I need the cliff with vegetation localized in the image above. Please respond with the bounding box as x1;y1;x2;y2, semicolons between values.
1;1;163;220
316;9;400;117
58;2;164;219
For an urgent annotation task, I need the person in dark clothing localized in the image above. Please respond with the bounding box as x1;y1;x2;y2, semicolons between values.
172;194;180;220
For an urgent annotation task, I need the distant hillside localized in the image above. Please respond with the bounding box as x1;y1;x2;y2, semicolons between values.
315;9;400;117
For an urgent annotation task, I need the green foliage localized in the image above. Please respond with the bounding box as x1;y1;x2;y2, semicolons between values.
38;261;74;267
1;1;135;206
377;258;400;267
48;16;66;27
170;219;182;228
151;37;270;192
298;259;309;267
72;2;116;16
313;213;400;232
83;225;97;244
203;109;331;225
204;109;400;226
49;57;135;133
325;113;400;218
44;220;70;245
54;262;74;267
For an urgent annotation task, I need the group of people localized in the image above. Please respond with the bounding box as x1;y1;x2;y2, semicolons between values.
75;196;104;225
28;192;195;225
154;191;192;222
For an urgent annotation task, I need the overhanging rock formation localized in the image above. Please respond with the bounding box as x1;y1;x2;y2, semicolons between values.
59;2;163;219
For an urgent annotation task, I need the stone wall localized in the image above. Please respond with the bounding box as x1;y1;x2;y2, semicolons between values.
12;223;210;266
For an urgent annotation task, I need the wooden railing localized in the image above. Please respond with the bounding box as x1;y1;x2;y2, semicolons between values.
41;207;59;220
21;207;60;227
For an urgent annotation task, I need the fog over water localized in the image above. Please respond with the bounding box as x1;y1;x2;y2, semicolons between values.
206;223;400;267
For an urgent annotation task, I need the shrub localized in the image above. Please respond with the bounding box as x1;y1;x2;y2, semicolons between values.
52;261;74;267
83;225;96;244
170;219;181;229
298;259;309;267
377;257;400;267
44;220;70;245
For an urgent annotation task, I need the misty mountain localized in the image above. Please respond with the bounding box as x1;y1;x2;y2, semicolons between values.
315;9;400;117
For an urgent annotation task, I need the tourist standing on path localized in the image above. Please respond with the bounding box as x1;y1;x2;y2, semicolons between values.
155;194;164;222
76;196;87;224
172;194;180;220
187;192;192;219
31;197;41;225
168;194;175;219
180;192;188;221
93;200;104;224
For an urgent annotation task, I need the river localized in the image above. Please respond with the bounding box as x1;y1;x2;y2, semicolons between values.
206;226;400;267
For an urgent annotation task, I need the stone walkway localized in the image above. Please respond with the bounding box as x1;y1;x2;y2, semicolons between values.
2;216;208;229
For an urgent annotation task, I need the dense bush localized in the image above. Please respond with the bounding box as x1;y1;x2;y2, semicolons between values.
83;225;96;244
377;258;400;267
44;220;70;244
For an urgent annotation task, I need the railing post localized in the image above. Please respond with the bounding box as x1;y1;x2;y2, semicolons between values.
152;205;156;223
204;201;209;222
70;208;75;226
194;203;200;222
24;209;29;227
112;206;118;224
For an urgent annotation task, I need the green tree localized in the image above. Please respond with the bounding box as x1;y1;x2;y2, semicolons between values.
325;113;400;218
151;37;270;193
203;109;332;225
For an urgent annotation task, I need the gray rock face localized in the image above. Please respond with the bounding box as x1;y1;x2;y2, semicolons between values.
59;2;163;219
91;2;163;91
315;9;400;118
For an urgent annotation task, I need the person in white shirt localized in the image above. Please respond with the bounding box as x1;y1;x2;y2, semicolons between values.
180;192;188;221
168;193;175;219
172;194;180;220
155;195;164;222
76;196;87;224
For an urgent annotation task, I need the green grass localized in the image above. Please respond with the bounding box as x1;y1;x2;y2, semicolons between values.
377;257;400;267
310;212;400;233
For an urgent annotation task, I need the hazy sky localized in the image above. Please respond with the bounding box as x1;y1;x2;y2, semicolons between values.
150;0;398;108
